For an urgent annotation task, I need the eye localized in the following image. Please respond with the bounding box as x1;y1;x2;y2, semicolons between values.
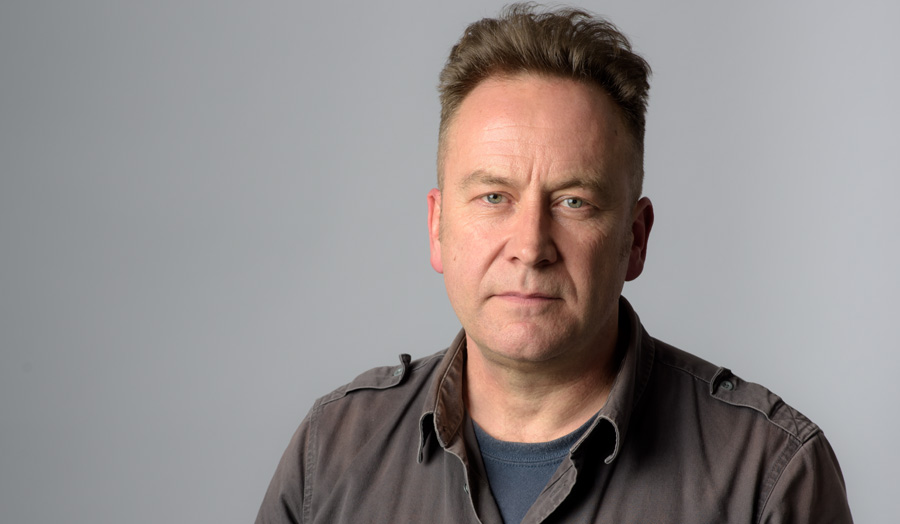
483;193;504;204
562;197;584;209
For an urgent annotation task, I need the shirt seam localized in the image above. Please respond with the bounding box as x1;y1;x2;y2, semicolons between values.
654;359;805;443
410;352;444;373
754;431;820;524
319;352;446;407
301;397;323;524
654;358;712;386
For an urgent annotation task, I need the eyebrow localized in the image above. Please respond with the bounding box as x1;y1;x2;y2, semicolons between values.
459;171;513;192
458;169;614;196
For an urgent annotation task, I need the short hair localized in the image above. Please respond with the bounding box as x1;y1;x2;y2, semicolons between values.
437;3;651;199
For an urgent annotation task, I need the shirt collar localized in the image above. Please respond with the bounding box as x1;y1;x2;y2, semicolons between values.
418;328;467;463
418;296;655;465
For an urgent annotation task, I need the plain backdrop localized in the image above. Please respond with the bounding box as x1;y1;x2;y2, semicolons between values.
1;1;897;522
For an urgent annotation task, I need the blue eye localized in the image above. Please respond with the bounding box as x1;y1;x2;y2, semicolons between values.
484;193;503;204
563;197;584;208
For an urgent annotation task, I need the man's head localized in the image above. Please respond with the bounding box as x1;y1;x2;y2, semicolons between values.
427;5;654;369
437;3;651;202
428;73;653;367
428;6;653;369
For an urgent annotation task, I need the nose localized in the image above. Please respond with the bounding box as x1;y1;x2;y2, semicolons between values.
507;202;558;267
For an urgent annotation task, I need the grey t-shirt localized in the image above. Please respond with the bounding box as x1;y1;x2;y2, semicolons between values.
474;416;596;524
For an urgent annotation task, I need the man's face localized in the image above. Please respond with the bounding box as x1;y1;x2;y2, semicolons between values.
428;74;652;367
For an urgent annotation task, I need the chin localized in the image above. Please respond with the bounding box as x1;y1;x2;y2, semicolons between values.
475;325;573;364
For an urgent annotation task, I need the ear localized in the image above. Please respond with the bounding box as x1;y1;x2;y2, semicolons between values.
625;196;654;281
427;188;444;274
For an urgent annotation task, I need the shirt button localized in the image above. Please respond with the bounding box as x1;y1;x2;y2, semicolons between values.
463;484;469;494
392;367;403;377
721;380;734;391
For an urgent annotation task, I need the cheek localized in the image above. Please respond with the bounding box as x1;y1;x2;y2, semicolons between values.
445;220;500;266
565;228;629;278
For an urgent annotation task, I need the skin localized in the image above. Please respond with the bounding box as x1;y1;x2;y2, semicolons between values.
428;74;653;442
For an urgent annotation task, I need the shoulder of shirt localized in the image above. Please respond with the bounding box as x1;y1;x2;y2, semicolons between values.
650;336;821;444
315;349;446;406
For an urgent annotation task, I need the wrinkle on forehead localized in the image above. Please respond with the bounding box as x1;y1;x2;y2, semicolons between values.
448;125;624;196
441;74;635;204
439;73;642;200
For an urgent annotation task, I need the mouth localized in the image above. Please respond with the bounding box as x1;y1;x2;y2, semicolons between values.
493;292;560;304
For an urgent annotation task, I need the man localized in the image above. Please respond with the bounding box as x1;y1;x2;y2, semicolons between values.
258;5;853;523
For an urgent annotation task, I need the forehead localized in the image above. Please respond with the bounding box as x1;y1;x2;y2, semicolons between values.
443;74;631;189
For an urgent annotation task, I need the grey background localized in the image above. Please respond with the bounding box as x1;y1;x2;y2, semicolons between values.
1;1;897;522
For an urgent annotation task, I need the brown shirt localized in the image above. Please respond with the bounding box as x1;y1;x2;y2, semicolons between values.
257;298;853;523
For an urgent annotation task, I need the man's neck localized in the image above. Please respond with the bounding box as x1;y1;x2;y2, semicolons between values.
464;322;624;443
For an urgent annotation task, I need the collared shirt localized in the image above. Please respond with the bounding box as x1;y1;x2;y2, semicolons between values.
257;298;853;523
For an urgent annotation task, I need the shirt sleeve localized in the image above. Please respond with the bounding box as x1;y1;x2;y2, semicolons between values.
256;415;312;524
759;431;853;524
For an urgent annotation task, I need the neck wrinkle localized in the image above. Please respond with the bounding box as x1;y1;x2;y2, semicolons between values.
464;319;622;443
